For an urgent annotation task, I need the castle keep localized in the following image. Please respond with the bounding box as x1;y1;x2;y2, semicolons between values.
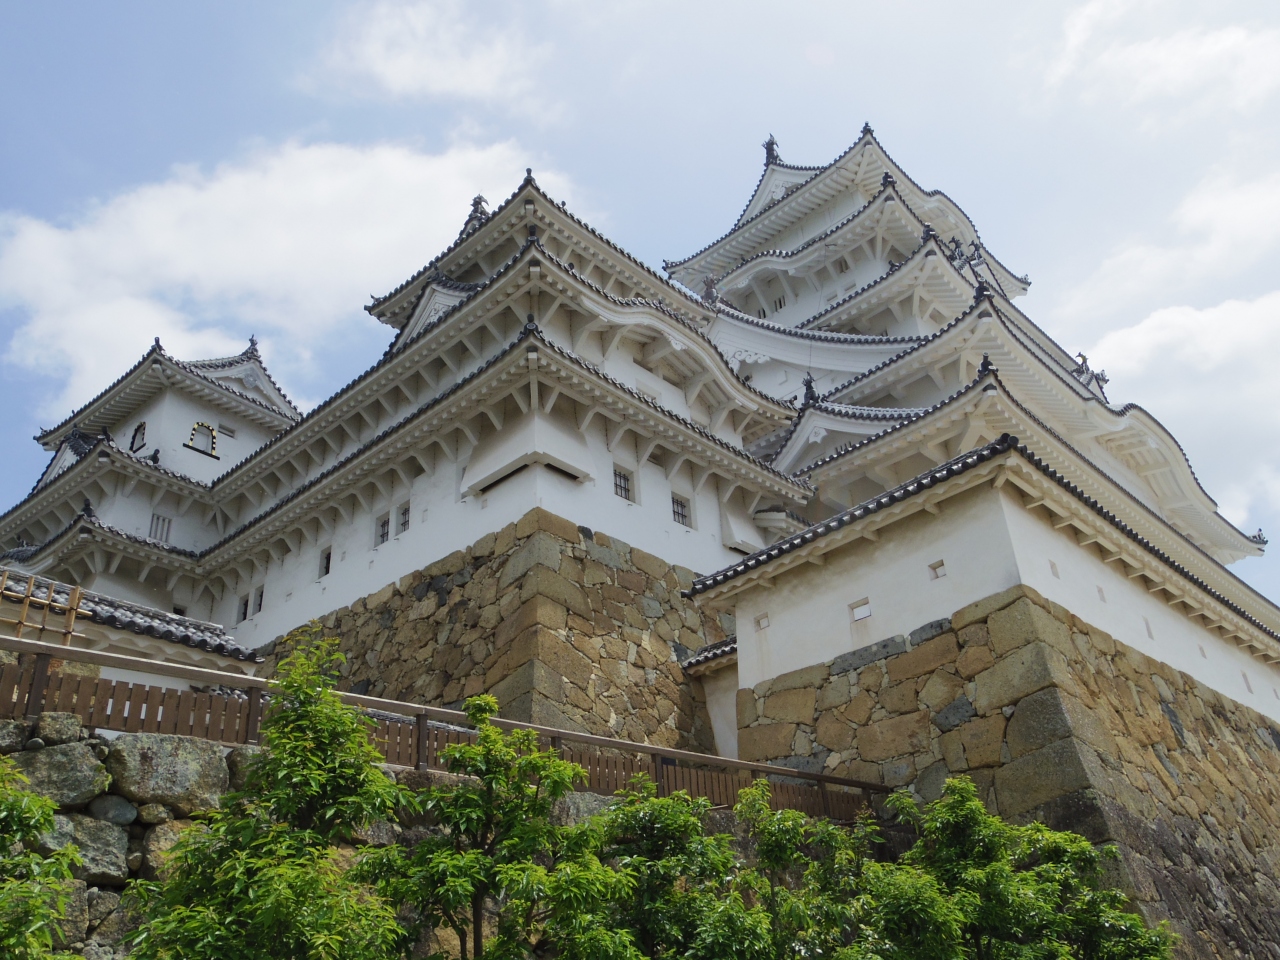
4;128;1280;955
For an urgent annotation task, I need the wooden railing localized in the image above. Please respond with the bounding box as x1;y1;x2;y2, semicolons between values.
0;569;85;646
0;632;885;822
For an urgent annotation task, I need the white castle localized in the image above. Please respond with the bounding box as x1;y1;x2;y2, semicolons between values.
4;126;1279;740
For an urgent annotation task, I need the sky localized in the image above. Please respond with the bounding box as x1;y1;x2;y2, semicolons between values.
3;0;1280;595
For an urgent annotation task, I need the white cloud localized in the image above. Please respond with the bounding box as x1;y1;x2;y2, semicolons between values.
1047;1;1280;121
1090;290;1280;528
0;139;573;418
311;0;544;105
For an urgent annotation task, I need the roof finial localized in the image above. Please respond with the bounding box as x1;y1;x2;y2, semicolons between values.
802;372;818;406
880;171;896;189
701;275;720;305
153;336;162;349
81;497;95;518
973;279;994;303
921;223;938;243
524;167;534;183
861;122;874;138
763;134;781;165
1252;529;1269;546
978;352;996;375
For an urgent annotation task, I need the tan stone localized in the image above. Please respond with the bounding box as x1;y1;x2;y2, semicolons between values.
879;680;918;715
987;598;1072;658
737;689;757;727
859;663;883;692
494;595;567;647
886;633;959;682
920;670;965;712
951;584;1036;630
939;728;967;771
856;711;930;761
841;691;874;726
520;566;592;619
816;673;850;711
739;723;798;761
957;623;989;647
1005;687;1115;759
958;713;1006;768
973;643;1073;714
763;687;816;723
993;738;1104;817
815;713;855;751
956;644;995;679
423;550;467;578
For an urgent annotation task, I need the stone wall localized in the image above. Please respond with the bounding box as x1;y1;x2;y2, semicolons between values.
262;508;727;751
737;584;1280;960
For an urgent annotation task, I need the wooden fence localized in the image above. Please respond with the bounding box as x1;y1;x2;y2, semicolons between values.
0;578;883;822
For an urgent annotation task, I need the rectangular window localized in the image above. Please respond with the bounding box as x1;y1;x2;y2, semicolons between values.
672;495;691;527
756;308;767;319
834;256;850;274
149;514;172;543
237;596;249;623
399;504;411;535
849;599;872;622
613;468;633;502
320;548;332;578
376;513;390;545
216;423;236;439
252;585;264;615
754;613;769;632
928;559;946;580
773;296;786;311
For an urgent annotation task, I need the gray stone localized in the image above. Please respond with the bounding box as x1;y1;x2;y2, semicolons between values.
1005;687;1114;759
769;754;825;775
994;738;1105;817
933;695;977;733
639;596;664;619
226;744;262;791
830;635;907;675
550;790;611;826
972;643;1072;715
36;711;82;746
89;888;121;924
584;539;626;570
915;761;951;802
909;618;953;645
36;814;76;856
25;737;46;750
106;733;228;814
12;742;110;807
82;941;116;960
52;879;88;948
137;802;173;824
0;717;29;753
90;904;138;946
88;794;138;825
499;532;562;587
142;820;197;880
67;814;130;885
352;819;400;846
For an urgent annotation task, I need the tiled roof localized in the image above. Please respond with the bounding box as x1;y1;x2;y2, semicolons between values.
713;306;924;346
0;566;259;661
768;399;925;467
679;636;737;670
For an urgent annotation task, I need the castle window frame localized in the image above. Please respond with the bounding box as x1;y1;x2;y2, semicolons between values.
130;422;147;452
397;502;411;536
253;585;264;615
613;467;634;503
671;494;691;528
237;595;250;623
149;513;172;543
319;547;332;579
183;422;219;459
849;598;872;623
216;422;236;439
376;512;391;546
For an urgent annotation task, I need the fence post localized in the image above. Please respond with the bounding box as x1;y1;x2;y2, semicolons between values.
245;688;263;744
818;780;831;818
24;652;52;718
417;712;430;770
653;752;664;796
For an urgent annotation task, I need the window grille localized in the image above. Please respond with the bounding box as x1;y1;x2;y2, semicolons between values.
834;257;849;274
613;469;633;501
377;515;390;545
320;548;332;578
149;514;172;543
237;596;249;623
756;308;767;319
672;495;690;527
217;422;236;439
253;586;264;614
773;296;786;311
130;422;147;452
399;505;411;534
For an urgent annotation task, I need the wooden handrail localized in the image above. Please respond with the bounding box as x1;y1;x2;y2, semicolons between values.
0;631;887;796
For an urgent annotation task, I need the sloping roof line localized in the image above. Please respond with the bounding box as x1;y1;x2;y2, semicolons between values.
712;305;924;346
686;435;1280;651
679;635;738;670
767;399;926;468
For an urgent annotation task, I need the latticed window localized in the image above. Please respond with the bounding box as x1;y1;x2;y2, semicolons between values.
149;514;171;542
613;468;632;501
377;514;390;545
399;504;411;534
672;495;690;527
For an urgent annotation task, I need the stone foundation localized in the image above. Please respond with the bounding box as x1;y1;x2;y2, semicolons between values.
263;508;726;750
738;585;1280;959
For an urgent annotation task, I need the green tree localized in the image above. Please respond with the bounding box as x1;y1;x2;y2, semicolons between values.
129;624;405;960
0;753;81;960
356;694;631;960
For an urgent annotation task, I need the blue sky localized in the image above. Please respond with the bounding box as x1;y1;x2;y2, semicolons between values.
4;0;1280;596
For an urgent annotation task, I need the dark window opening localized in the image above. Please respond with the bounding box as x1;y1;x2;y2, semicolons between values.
672;495;691;527
130;422;147;452
613;468;633;501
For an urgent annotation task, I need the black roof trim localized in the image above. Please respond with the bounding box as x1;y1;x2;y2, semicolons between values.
713;306;924;346
679;636;738;670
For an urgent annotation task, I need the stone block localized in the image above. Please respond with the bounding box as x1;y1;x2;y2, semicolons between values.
141;820;197;881
88;888;121;924
520;566;592;619
987;598;1071;657
87;794;137;825
630;547;670;580
739;723;798;761
994;738;1103;817
881;756;917;787
737;688;758;727
500;532;563;588
771;663;830;693
841;691;874;726
958;713;1006;768
956;643;995;679
13;742;110;807
52;879;88;948
939;728;967;771
831;635;906;675
489;658;567;709
879;680;918;715
973;643;1072;715
951;584;1035;630
957;623;989;647
763;687;816;723
67;814;129;885
1006;687;1115;759
494;594;568;647
36;712;82;746
106;733;228;815
910;619;953;644
857;711;930;762
933;695;977;733
920;670;965;711
886;633;959;682
915;760;950;801
815;713;855;752
585;539;627;569
816;673;850;711
0;717;28;753
226;744;263;792
137;803;173;824
519;507;582;545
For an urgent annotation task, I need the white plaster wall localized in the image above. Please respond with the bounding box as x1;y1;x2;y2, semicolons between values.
734;486;1020;691
999;492;1280;724
702;665;740;759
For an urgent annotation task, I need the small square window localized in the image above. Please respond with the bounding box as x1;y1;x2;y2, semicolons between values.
928;559;946;580
672;495;691;527
253;585;264;615
849;599;871;622
753;613;770;632
376;513;390;545
320;548;332;578
613;468;633;502
773;296;786;311
398;504;411;535
149;514;172;543
237;596;249;623
217;422;236;439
